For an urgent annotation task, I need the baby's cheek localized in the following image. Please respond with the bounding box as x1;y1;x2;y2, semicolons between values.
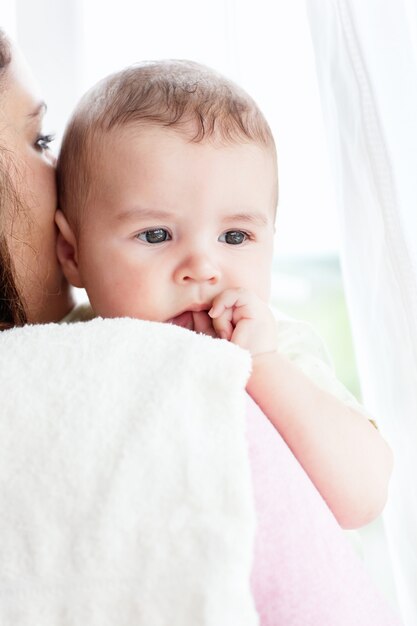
240;265;271;302
256;277;272;303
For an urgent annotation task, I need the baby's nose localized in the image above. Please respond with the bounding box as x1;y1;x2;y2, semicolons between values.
174;253;220;284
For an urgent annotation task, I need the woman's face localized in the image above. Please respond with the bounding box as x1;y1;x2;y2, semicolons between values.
0;41;72;322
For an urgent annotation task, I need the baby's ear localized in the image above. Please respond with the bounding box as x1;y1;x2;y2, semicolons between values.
55;210;84;288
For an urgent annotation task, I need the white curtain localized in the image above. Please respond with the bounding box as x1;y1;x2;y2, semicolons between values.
306;1;417;625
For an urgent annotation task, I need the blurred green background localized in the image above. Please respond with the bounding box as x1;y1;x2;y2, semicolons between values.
271;255;361;400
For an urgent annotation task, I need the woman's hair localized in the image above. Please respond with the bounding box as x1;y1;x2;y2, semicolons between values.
58;59;277;230
0;29;27;329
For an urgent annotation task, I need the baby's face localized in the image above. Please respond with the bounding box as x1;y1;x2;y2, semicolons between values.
75;126;276;327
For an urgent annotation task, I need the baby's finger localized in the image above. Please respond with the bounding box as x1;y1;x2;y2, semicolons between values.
208;288;252;319
209;302;234;340
229;318;252;347
212;313;234;341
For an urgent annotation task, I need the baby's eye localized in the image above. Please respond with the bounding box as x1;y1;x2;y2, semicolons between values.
136;228;172;244
35;133;55;151
219;230;248;245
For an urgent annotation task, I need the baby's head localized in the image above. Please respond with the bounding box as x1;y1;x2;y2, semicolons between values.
56;60;278;325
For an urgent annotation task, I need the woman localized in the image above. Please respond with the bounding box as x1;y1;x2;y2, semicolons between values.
0;29;73;330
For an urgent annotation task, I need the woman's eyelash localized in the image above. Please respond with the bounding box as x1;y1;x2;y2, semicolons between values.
35;133;55;150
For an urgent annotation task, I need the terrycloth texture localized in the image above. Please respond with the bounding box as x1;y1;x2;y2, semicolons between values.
0;316;403;626
247;394;403;626
0;318;258;626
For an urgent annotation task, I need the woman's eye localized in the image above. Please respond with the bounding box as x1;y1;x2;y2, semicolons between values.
35;133;55;151
136;228;172;244
219;230;248;245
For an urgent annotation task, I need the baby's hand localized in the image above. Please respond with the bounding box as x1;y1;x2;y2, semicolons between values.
207;288;277;356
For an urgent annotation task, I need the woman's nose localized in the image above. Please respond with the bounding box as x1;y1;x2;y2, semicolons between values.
173;253;220;285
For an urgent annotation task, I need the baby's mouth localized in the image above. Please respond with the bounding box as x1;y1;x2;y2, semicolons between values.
166;310;196;330
166;304;213;332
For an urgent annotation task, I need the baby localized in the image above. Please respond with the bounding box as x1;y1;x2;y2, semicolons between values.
56;60;392;529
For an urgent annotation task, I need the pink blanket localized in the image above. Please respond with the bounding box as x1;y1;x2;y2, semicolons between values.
247;394;402;625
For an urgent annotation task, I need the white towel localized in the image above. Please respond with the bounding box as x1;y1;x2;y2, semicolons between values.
0;317;258;626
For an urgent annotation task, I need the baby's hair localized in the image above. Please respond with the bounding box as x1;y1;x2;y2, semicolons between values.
57;59;277;229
